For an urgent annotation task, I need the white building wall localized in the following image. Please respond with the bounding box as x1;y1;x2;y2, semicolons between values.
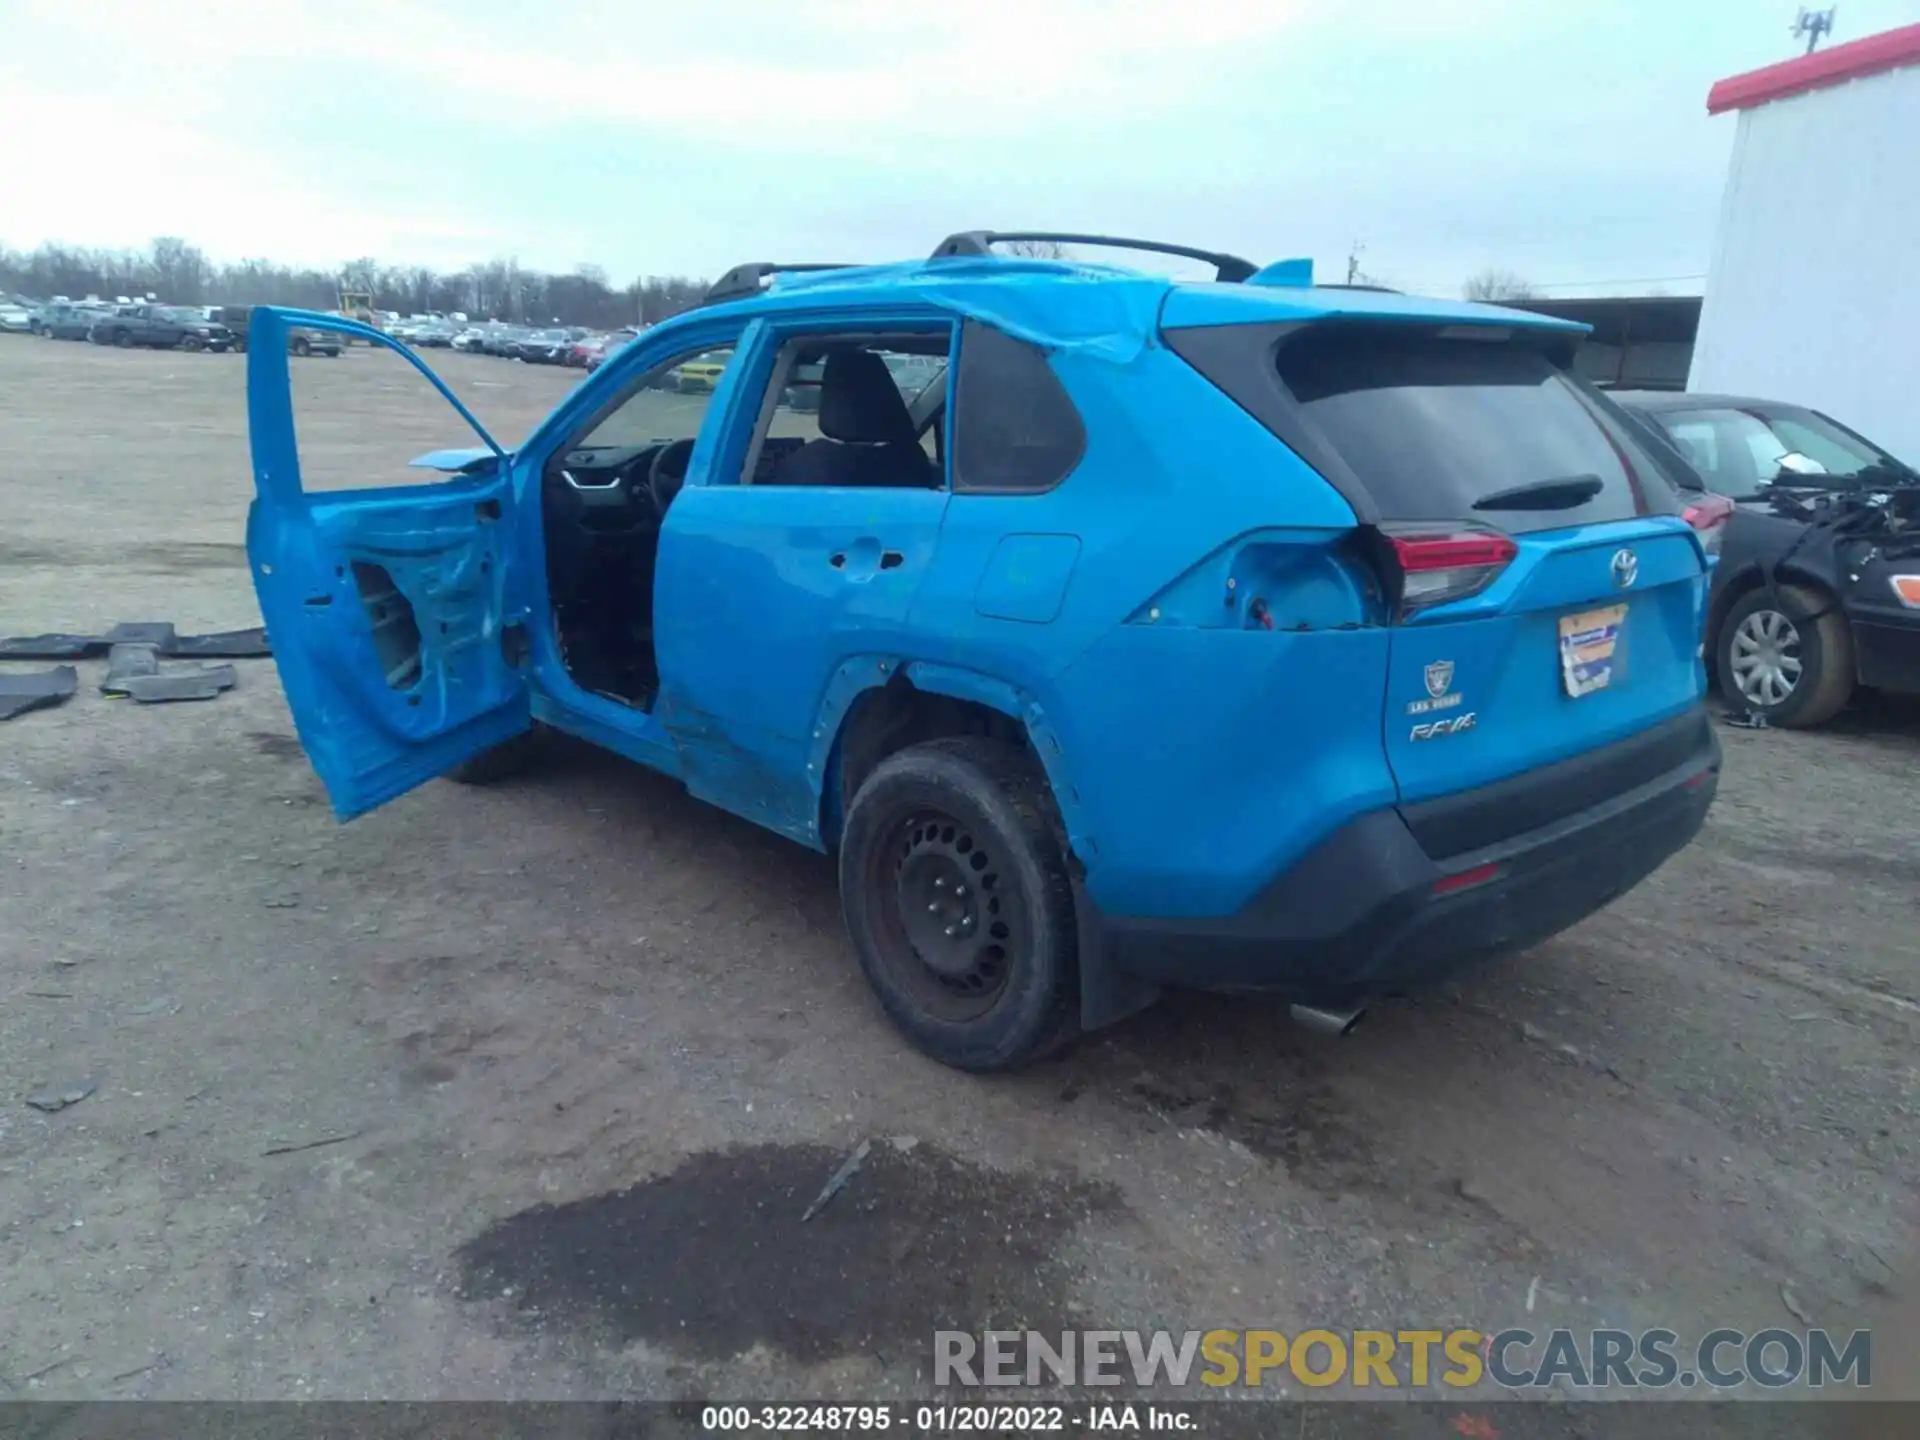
1688;65;1920;464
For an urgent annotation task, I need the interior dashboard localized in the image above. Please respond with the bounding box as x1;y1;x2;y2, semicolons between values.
543;435;811;533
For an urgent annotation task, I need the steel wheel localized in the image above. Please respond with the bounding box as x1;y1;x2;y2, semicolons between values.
839;737;1082;1069
868;808;1021;1022
1728;607;1803;709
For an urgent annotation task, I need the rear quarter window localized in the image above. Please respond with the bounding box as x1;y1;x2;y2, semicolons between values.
952;320;1085;494
1273;326;1677;533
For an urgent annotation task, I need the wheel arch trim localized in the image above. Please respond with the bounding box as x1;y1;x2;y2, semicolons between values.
806;658;1091;862
1709;559;1841;645
810;659;1150;1038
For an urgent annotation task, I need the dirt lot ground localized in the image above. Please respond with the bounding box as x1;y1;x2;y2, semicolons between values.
0;336;1914;1417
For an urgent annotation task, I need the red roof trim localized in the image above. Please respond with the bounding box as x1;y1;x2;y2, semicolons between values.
1708;22;1920;114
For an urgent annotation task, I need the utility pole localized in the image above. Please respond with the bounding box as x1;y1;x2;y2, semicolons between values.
1791;6;1835;53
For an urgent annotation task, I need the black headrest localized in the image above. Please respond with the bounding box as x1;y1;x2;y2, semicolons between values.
818;350;915;444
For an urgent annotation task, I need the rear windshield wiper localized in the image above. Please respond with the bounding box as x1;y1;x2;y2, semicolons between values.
1471;473;1605;512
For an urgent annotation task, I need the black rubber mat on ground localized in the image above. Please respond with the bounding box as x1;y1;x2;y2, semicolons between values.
0;624;270;660
0;665;79;721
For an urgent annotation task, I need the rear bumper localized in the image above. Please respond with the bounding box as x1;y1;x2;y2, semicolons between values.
1097;707;1719;1005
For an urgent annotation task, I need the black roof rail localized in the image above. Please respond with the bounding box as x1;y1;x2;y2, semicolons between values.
931;231;1258;283
702;262;858;307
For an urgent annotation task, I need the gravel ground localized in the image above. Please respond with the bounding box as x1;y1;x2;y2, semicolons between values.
0;336;1914;1415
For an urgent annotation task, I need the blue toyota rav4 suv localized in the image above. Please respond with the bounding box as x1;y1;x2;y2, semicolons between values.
245;232;1721;1071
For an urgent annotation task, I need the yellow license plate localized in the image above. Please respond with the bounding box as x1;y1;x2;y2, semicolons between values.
1559;603;1627;697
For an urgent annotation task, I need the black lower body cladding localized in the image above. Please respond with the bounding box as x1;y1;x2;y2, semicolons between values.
1088;707;1720;1006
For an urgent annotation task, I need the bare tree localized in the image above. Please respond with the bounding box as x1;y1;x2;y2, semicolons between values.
340;257;381;296
1462;269;1537;302
629;275;706;325
149;237;211;304
1002;239;1070;260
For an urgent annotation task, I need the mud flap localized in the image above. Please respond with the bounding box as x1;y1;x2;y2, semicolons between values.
1073;874;1161;1031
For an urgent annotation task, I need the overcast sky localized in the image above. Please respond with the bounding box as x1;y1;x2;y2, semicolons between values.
4;0;1914;296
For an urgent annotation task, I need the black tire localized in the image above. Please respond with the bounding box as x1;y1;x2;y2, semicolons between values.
442;725;549;785
1716;583;1854;728
291;336;311;357
178;334;203;352
838;737;1079;1071
112;330;133;348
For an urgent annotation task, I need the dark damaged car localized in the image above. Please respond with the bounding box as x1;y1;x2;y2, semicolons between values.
1614;391;1920;727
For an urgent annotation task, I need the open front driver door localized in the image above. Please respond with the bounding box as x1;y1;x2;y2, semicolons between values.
245;307;532;819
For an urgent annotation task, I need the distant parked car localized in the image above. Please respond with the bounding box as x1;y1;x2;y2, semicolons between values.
579;329;639;371
885;351;947;400
0;298;35;333
216;306;340;357
1614;390;1920;727
33;301;110;340
565;329;628;368
782;357;824;411
88;304;232;351
672;351;729;393
512;328;574;364
477;325;521;356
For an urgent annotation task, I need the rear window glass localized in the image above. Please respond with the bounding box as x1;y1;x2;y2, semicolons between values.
1275;327;1675;531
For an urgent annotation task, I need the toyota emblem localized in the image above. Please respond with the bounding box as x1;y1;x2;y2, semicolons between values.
1610;548;1639;589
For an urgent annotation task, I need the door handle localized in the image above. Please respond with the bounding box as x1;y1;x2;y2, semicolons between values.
834;550;905;571
829;539;904;581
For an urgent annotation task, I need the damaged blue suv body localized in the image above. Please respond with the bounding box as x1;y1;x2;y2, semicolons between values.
245;231;1720;1070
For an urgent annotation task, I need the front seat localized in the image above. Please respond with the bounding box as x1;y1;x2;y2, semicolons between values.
777;351;937;488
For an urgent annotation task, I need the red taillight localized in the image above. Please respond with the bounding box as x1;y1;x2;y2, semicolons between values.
1389;532;1520;571
1682;493;1735;556
1432;861;1502;897
1379;526;1518;619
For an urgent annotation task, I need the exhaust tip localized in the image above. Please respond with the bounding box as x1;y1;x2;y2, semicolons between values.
1289;1002;1367;1037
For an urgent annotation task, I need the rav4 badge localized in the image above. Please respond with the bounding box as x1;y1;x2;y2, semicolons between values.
1410;713;1477;741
